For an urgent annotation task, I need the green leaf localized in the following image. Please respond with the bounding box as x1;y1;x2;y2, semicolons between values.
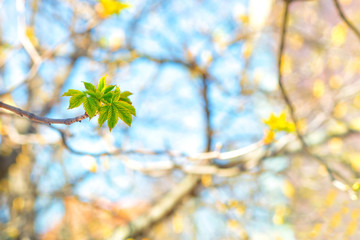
112;87;121;101
68;93;86;109
102;92;113;104
103;85;115;94
107;105;119;131
83;96;100;118
120;96;132;104
86;91;98;99
83;82;96;92
114;102;132;126
63;74;136;131
98;75;107;92
95;91;103;100
116;101;136;116
121;91;133;98
62;89;82;97
98;105;109;128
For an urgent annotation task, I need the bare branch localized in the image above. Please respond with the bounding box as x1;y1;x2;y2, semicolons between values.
333;0;360;41
277;0;349;187
109;175;200;240
0;101;88;125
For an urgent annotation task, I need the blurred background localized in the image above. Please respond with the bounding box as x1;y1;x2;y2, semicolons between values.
1;0;360;239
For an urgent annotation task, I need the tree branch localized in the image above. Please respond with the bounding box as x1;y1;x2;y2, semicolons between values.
333;0;360;41
277;0;344;184
109;175;199;240
0;101;88;125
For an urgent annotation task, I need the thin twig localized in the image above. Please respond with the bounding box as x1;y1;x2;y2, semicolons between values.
0;101;88;125
277;0;342;184
333;0;360;41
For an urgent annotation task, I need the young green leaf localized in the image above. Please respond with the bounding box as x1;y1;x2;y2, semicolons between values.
83;82;96;92
68;92;87;109
116;101;136;116
119;96;132;104
113;102;132;126
62;89;82;96
98;105;109;127
121;91;133;98
62;75;136;130
103;85;115;94
83;96;100;119
112;87;121;102
102;92;113;104
98;75;107;92
107;105;119;131
86;91;98;99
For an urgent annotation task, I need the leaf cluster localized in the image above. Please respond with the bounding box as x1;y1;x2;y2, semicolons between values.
99;0;131;16
263;111;295;133
62;75;136;131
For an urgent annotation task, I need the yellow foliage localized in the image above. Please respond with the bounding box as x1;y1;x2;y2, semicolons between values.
96;223;113;238
324;189;337;207
331;24;347;47
216;201;227;213
329;212;342;228
353;94;360;108
228;199;239;208
327;120;347;135
341;206;349;214
6;227;19;238
351;209;359;220
227;219;239;229
263;111;295;133
172;213;184;234
12;197;25;211
345;220;357;236
236;205;246;216
318;165;328;177
8;163;20;177
282;180;295;199
96;0;131;18
273;205;288;225
349;118;360;131
82;156;97;173
263;129;275;145
201;175;212;187
89;163;97;173
328;137;343;154
280;54;292;75
333;102;348;119
242;43;253;59
0;179;8;192
296;118;307;133
347;56;360;74
329;75;343;89
349;153;360;171
272;213;284;225
352;182;360;192
288;32;304;50
237;14;249;24
340;0;352;5
309;223;322;238
312;79;325;98
26;27;38;47
16;152;30;166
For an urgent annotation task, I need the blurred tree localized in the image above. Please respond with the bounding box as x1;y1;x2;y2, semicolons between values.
1;0;360;239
